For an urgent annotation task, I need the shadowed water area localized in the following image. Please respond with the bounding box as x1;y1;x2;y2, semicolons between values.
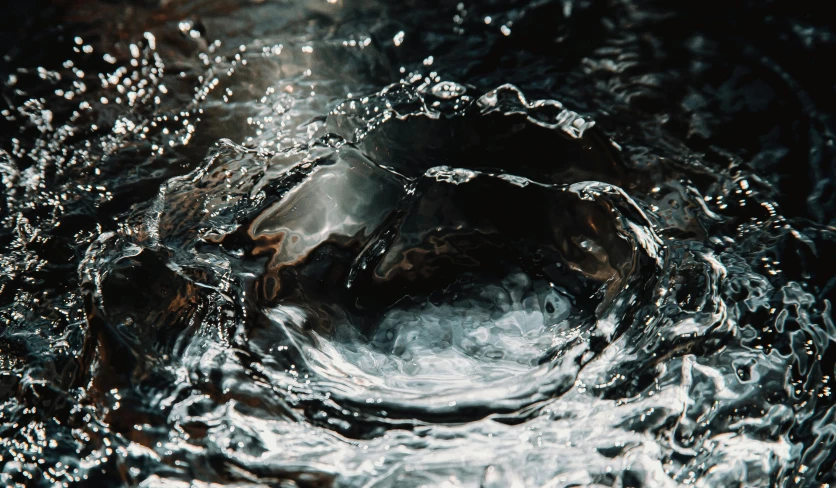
1;0;836;486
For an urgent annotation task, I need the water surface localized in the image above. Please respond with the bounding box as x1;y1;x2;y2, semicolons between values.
1;1;835;486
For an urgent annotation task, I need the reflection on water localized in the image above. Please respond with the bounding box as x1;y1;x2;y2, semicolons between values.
1;0;836;486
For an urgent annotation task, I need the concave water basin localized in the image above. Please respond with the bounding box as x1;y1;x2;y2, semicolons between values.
256;173;662;416
84;82;664;423
227;83;665;417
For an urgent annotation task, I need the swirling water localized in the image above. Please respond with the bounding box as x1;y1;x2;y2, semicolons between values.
1;1;836;486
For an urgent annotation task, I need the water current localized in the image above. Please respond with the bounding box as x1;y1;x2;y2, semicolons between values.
1;1;836;486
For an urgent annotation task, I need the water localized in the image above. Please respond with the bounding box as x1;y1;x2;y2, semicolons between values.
1;1;835;486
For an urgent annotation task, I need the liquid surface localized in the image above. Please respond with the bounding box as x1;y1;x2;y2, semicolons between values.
1;1;835;486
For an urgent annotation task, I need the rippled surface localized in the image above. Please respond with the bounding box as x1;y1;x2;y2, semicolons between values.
2;1;836;486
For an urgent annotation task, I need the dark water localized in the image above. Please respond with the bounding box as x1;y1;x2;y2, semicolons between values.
1;1;835;486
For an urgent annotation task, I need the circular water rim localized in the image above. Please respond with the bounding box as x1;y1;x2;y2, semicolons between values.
125;80;666;417
74;80;670;420
242;82;666;416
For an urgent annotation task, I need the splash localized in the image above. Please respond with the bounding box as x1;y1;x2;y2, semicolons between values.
1;1;835;487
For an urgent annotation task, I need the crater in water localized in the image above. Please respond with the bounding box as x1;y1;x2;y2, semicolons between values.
89;83;664;422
